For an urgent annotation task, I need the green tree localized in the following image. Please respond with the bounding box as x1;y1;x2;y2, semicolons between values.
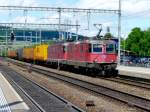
123;27;150;56
125;27;143;55
103;32;113;39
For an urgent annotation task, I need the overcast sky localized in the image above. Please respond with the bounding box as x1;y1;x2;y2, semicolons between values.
0;0;150;37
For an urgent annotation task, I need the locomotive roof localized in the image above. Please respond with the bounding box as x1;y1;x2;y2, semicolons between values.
66;40;115;45
55;39;116;47
88;40;115;44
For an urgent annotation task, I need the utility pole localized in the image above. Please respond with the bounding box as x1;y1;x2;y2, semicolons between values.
76;20;79;41
40;28;41;44
24;9;28;43
118;0;121;65
58;8;61;40
5;30;8;57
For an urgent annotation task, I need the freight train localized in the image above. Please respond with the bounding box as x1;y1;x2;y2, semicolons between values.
7;39;118;76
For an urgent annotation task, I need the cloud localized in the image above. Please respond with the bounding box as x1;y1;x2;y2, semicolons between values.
122;0;150;15
0;0;39;6
76;0;150;15
0;0;40;24
11;16;38;23
19;0;39;6
0;0;39;15
76;0;118;9
0;0;13;6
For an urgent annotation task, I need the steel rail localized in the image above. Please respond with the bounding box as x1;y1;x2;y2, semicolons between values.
101;77;150;90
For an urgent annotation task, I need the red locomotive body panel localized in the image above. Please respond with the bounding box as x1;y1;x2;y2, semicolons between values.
104;54;117;63
67;43;74;61
67;42;89;62
89;53;117;63
76;43;89;62
48;44;64;61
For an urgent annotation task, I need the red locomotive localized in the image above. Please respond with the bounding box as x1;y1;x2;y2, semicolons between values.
47;39;118;76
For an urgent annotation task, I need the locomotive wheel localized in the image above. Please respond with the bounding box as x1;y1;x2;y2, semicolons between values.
100;70;113;78
97;70;107;77
85;68;97;77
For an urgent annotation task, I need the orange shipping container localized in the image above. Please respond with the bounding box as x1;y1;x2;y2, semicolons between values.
7;50;17;58
23;47;35;60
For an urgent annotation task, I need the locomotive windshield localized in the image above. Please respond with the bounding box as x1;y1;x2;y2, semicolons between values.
106;44;115;53
92;44;102;53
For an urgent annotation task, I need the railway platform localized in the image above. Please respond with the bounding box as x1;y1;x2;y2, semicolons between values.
0;72;29;112
117;65;150;79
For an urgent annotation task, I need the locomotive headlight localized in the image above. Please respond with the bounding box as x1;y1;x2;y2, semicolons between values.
111;60;114;62
94;59;98;62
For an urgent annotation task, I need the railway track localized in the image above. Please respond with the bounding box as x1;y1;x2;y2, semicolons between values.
8;58;150;90
7;59;150;111
2;71;45;112
0;65;84;112
103;76;150;90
